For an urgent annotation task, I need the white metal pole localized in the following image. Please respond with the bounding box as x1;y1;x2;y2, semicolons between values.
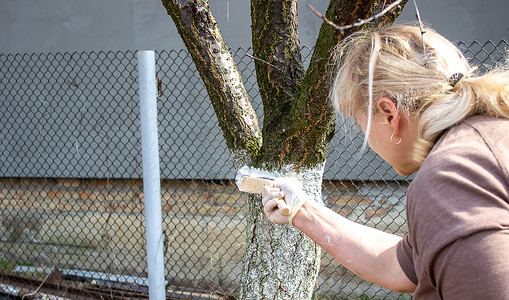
137;50;165;300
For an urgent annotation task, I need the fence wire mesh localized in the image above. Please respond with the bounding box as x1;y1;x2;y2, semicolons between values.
0;40;507;299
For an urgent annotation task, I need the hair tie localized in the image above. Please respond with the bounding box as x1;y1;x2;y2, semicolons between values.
448;73;465;90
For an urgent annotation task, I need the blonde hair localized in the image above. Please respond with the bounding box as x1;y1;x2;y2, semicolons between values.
331;25;509;166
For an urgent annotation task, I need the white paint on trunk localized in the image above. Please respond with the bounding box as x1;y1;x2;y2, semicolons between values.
238;163;326;300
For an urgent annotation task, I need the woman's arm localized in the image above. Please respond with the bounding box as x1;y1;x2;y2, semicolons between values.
292;200;416;293
262;182;415;293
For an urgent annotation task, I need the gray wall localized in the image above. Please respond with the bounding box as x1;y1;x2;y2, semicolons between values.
1;0;508;54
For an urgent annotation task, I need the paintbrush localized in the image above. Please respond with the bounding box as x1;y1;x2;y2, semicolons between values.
235;166;291;216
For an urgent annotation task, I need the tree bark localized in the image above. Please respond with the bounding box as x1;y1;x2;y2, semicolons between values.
161;0;407;298
161;0;262;166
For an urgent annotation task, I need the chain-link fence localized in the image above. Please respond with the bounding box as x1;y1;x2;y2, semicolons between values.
0;40;507;299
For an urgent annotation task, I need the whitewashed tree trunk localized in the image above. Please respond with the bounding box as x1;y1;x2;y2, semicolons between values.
239;165;325;299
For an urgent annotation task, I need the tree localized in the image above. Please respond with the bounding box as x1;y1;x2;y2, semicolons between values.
161;0;407;298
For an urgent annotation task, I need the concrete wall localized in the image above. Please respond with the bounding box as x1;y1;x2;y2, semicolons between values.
0;0;508;54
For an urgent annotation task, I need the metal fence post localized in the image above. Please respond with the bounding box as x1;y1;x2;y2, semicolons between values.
137;50;166;299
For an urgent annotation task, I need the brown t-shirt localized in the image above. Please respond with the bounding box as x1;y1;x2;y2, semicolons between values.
397;116;509;299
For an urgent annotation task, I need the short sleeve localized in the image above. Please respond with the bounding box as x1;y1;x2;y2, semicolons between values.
396;234;418;285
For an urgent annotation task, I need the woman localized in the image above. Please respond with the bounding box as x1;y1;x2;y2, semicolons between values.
262;25;509;298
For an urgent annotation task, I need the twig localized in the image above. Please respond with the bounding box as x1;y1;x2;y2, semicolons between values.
245;53;281;71
307;4;343;31
308;0;404;33
245;53;298;86
21;271;52;300
412;0;428;65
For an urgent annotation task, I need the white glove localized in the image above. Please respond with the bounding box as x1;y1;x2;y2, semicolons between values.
261;178;311;225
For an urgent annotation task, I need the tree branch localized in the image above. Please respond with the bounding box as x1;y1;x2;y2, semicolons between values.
308;0;405;33
161;0;262;161
245;53;281;71
251;0;304;104
277;0;409;168
250;0;307;169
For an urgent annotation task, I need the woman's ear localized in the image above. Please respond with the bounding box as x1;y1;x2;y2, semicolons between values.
377;97;400;135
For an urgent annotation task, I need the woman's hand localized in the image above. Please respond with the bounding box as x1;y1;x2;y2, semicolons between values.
261;178;311;225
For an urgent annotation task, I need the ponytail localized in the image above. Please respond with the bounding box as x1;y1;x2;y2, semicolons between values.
415;68;509;163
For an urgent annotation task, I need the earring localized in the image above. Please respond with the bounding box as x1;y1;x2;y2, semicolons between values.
391;132;402;145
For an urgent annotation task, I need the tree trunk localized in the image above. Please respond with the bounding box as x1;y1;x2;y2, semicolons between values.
161;0;407;298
